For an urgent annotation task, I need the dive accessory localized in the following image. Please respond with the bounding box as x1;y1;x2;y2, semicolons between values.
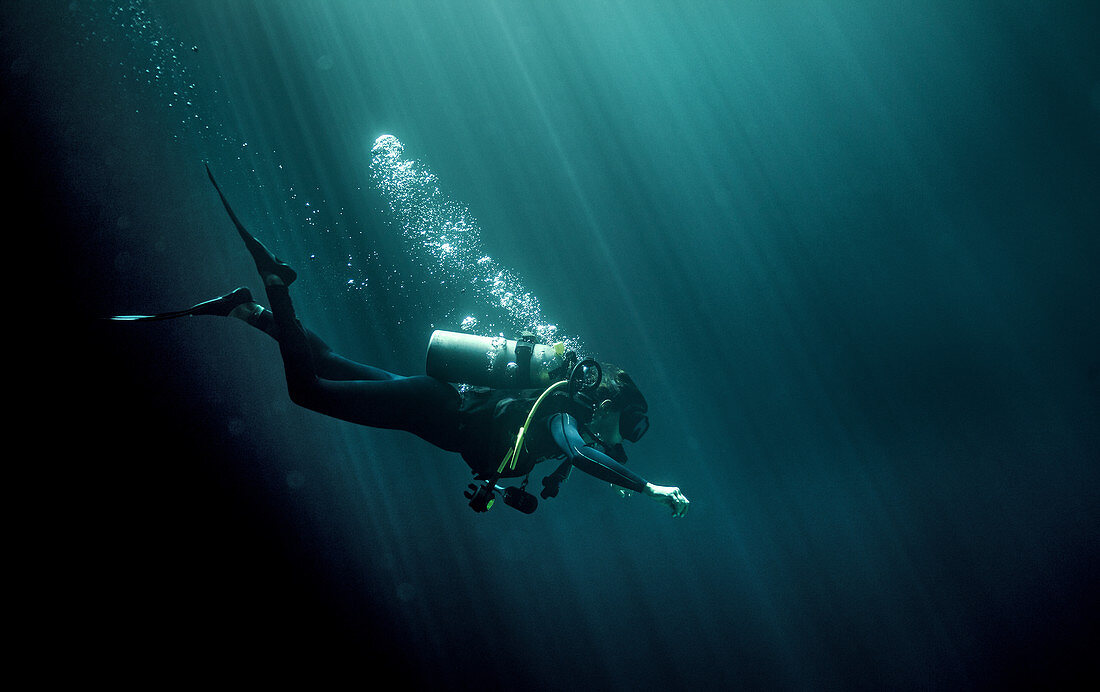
426;329;573;389
464;481;539;514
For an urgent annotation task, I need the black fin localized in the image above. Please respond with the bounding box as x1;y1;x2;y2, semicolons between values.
205;164;297;285
107;286;253;321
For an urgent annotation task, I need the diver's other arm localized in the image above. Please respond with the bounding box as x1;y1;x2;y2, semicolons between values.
548;413;648;491
643;483;690;518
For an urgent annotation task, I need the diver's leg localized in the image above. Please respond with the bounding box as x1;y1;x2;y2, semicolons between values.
232;302;400;382
209;167;461;449
262;278;461;451
205;164;385;381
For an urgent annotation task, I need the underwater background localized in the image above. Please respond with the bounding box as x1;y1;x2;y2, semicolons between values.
5;1;1098;688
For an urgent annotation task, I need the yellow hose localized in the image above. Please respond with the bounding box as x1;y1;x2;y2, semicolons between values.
497;380;570;475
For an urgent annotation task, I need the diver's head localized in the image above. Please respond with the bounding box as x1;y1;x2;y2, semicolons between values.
589;365;649;445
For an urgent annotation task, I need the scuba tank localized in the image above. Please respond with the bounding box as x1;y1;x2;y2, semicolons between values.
425;329;572;389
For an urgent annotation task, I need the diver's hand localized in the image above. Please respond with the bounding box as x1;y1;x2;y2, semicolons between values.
644;483;690;518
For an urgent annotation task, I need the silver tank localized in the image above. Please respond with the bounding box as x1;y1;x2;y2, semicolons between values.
425;330;566;389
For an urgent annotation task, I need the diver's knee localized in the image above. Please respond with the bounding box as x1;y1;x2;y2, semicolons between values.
285;377;321;410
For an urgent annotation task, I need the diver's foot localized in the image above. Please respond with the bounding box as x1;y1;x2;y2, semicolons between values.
240;231;297;286
229;301;278;338
183;286;256;317
107;286;254;321
205;163;297;286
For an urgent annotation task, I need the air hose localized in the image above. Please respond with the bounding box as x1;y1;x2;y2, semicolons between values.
497;380;569;475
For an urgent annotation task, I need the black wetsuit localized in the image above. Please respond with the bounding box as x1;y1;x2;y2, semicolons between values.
263;282;649;495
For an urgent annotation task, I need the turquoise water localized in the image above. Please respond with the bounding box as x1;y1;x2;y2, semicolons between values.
5;1;1098;687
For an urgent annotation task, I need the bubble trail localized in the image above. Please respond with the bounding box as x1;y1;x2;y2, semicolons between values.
369;134;581;354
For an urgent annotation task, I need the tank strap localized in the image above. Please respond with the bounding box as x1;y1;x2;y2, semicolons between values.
515;331;535;387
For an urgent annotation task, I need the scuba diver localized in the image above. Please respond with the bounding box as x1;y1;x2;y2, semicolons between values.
110;166;690;518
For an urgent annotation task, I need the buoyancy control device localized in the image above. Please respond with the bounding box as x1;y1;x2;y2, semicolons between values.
425;330;602;514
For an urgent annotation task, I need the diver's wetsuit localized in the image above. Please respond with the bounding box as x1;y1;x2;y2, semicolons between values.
261;282;649;495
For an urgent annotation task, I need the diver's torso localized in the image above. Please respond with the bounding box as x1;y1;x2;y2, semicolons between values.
453;385;592;478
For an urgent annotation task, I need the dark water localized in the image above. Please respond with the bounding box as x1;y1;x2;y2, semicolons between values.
5;1;1098;688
